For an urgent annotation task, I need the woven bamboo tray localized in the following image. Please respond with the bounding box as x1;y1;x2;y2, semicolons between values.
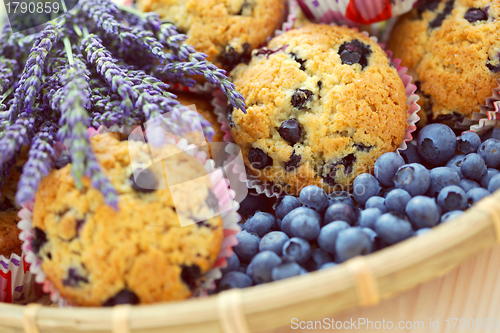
1;189;499;333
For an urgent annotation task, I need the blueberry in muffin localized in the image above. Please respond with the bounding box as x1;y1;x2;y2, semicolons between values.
229;24;408;195
389;0;500;125
31;133;223;306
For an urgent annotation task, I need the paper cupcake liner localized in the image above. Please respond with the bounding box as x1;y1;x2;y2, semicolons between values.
212;26;420;198
0;252;43;304
297;0;418;25
18;126;241;306
463;79;500;135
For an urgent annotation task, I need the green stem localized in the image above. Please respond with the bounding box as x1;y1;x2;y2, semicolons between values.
72;24;83;37
82;27;89;37
116;3;146;19
0;85;14;104
63;37;74;65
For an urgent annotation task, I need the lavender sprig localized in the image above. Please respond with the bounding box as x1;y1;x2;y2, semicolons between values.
53;56;118;207
8;23;61;122
156;23;246;113
0;111;40;190
81;35;136;117
0;58;17;95
80;0;120;35
15;121;57;205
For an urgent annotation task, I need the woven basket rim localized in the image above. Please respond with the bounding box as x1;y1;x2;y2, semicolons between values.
1;191;499;333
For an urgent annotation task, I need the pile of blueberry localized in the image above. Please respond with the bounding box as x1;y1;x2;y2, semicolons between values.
216;123;500;291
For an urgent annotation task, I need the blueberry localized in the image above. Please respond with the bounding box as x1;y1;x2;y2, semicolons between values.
248;251;282;284
282;237;311;264
181;265;202;290
317;221;350;254
375;213;414;245
417;124;457;166
289;210;321;240
324;203;356;226
300;185;329;212
467;187;491;206
446;154;466;179
374;152;405;187
358;208;382;229
227;105;235;128
361;227;379;244
322;154;357;186
319;262;338;269
464;8;488;22
271;262;307;281
279;119;302;145
429;0;455;29
62;268;89;287
238;264;248;274
478;139;500;168
274;196;301;220
338;40;372;69
385;189;412;215
218;272;253;291
239;190;273;216
328;191;354;208
335;228;373;262
284;151;302;171
281;207;322;237
31;227;47;255
417;0;440;16
103;290;139;306
405;196;441;229
427;167;460;196
290;52;307;71
129;169;157;193
304;248;333;271
365;196;387;213
248;148;272;169
400;143;423;164
414;228;432;236
243;212;276;237
480;168;500;188
381;186;395;198
441;210;464;223
457;132;481;154
460;153;487;180
460;179;480;193
488;174;500;193
437;185;467;212
221;253;240;275
233;230;260;262
54;154;71;169
291;89;313;109
259;231;289;255
394;163;430;196
353;173;381;205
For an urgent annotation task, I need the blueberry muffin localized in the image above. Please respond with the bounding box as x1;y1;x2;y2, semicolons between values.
136;0;286;70
389;0;500;125
228;24;408;195
31;133;223;306
0;148;29;257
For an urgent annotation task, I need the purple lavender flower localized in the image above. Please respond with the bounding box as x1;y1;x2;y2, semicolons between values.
0;58;17;94
52;57;118;208
80;0;121;35
81;35;136;117
8;23;61;122
16;121;57;205
0;111;41;191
